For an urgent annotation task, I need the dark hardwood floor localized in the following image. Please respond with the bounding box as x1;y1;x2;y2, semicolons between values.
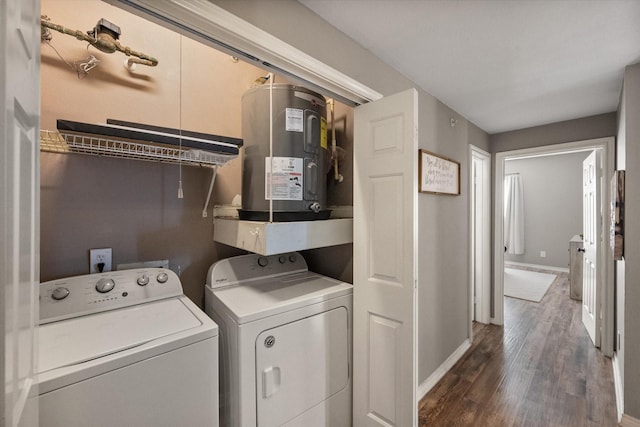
418;268;618;426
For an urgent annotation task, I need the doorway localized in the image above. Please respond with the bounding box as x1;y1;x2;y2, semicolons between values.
493;137;615;356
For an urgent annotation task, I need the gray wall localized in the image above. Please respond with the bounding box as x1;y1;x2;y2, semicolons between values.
211;0;483;386
619;62;640;420
212;0;416;98
417;94;470;380
504;152;587;269
40;153;245;307
470;121;491;153
492;112;617;153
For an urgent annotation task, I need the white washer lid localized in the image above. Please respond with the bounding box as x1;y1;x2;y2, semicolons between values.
39;298;203;373
210;272;352;324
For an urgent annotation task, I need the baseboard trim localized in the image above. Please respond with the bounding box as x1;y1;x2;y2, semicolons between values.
417;339;471;401
620;414;640;427
504;261;569;273
613;353;624;422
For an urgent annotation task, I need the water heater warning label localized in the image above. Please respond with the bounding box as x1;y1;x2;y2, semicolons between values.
265;157;303;200
285;108;304;132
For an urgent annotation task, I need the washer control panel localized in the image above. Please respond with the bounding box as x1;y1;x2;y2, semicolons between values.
40;268;183;324
207;252;307;289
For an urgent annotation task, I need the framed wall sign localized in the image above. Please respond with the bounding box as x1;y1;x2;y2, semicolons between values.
611;170;625;260
419;149;460;195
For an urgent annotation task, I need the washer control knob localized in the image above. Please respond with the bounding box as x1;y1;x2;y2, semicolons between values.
288;254;297;263
137;274;150;286
156;272;168;283
51;287;70;301
257;256;269;267
95;278;115;293
278;255;286;264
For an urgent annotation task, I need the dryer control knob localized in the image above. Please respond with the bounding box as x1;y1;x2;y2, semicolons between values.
51;286;70;301
278;256;286;264
156;272;168;283
137;274;149;286
288;254;297;263
257;256;269;267
95;278;115;293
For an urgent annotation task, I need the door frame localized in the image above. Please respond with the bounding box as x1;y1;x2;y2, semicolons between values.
1;0;41;424
493;137;615;356
470;145;491;326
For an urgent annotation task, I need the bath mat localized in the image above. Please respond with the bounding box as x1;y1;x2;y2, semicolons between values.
504;268;556;302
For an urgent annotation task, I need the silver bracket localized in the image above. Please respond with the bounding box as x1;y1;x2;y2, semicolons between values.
202;166;218;218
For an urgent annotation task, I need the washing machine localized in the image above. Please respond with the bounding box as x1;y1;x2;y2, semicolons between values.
205;252;352;427
37;268;219;427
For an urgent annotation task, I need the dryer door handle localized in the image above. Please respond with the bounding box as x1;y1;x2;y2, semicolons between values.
262;366;281;398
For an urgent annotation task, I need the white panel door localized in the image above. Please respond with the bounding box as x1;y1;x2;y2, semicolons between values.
1;0;40;426
582;150;601;346
353;89;418;427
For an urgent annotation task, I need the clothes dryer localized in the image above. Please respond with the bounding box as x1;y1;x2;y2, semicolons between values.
37;268;218;427
205;252;352;427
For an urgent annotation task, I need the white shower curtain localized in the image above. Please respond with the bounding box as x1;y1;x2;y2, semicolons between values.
504;174;525;255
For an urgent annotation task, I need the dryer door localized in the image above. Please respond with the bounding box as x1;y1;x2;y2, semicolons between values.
255;307;349;426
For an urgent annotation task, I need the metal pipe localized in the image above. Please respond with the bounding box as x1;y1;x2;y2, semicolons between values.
41;18;158;66
202;166;217;218
329;99;343;183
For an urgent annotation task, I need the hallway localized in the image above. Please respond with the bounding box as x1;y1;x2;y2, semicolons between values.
418;270;618;426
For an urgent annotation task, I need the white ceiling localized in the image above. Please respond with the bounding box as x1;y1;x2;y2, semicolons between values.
298;0;640;134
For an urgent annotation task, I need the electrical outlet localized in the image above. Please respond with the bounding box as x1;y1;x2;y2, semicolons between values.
540;251;546;258
90;248;112;273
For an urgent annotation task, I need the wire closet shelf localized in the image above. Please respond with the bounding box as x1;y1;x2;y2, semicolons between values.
40;130;237;167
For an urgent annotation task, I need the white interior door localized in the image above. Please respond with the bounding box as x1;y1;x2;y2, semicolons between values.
353;89;418;427
471;147;491;324
582;150;601;346
1;0;41;426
